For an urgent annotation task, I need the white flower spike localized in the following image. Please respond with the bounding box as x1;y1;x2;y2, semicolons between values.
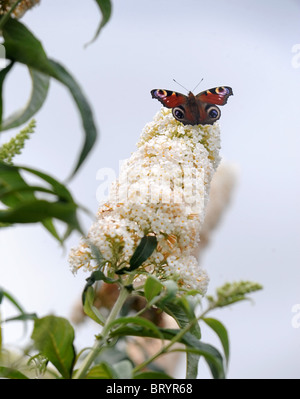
69;108;222;294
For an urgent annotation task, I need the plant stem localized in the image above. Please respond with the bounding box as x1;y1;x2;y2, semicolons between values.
72;335;103;379
73;277;133;379
132;316;198;374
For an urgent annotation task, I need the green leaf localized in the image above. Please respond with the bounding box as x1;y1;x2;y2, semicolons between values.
172;331;225;379
2;17;51;73
202;317;229;368
85;362;117;379
82;269;118;304
157;280;178;307
0;68;49;131
134;371;173;379
0;198;80;228
0;287;26;314
82;286;105;326
144;275;163;303
112;360;133;379
159;294;202;379
0;162;83;236
1;312;37;323
0;61;14;125
0;162;35;205
31;315;76;379
81;268;118;324
85;0;112;47
47;59;97;177
0;366;29;379
186;352;200;379
117;235;157;274
160;296;201;339
2;18;98;176
20;165;74;201
129;235;157;270
108;316;164;341
110;326;225;379
164;295;203;379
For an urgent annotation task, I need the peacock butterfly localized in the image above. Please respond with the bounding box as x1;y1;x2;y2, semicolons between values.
151;86;233;125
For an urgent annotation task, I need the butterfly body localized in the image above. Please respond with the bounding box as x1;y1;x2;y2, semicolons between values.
151;86;233;126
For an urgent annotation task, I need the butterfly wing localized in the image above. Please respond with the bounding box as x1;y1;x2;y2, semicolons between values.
196;86;233;105
195;86;233;125
151;89;187;108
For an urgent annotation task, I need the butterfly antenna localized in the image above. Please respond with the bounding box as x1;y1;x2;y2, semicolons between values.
173;79;189;92
192;78;204;93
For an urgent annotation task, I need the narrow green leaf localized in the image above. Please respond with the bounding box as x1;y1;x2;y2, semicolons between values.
0;162;36;205
1;312;37;323
47;59;97;177
0;61;14;126
85;0;112;47
0;162;83;234
41;218;63;243
108;316;164;341
0;68;49;131
179;345;225;379
0;366;29;379
82;286;105;325
0;288;26;315
20;165;73;201
117;235;157;274
129;235;157;270
31;315;76;379
0;162;63;240
161;295;202;379
2;18;98;177
181;333;225;379
186;352;200;379
2;17;51;73
82;269;118;304
0;199;80;230
0;184;61;199
202;317;230;367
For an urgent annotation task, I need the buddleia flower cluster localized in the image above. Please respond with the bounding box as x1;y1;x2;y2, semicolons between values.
69;108;223;295
0;119;35;164
0;0;40;18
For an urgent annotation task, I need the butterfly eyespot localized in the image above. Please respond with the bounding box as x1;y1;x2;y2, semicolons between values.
216;87;224;93
208;106;220;119
173;107;185;120
157;89;167;97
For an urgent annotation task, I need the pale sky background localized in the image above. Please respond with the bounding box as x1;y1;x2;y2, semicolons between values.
0;0;300;379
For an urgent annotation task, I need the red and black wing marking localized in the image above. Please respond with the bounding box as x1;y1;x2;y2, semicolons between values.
196;86;233;106
151;89;187;108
